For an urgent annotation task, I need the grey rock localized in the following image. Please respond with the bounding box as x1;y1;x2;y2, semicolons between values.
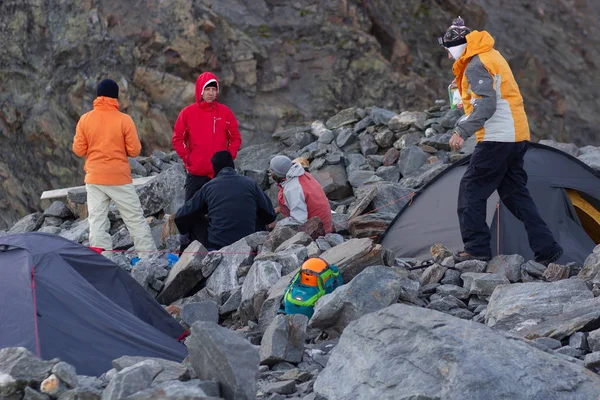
58;219;89;243
354;116;374;133
555;346;585;359
101;360;162;400
577;246;600;282
8;212;45;234
66;187;87;204
393;132;421;151
23;387;50;400
311;164;352;200
239;261;283;324
420;264;447;286
310;266;406;334
256;245;308;276
400;162;447;189
455;260;488;274
397;146;428;177
375;165;400;182
136;163;186;217
441;269;461;286
306;242;321;258
427;295;467;312
313;304;600;400
128;158;147;177
158;241;208;305
0;348;58;396
347;170;375;188
220;287;242;315
42;216;63;227
130;253;169;293
569;332;588;350
326;108;359;130
468;297;488;312
205;238;255;302
486;254;523;282
336;128;358;148
188;322;259;400
124;380;216;399
315;238;331;252
436;284;470;300
460;272;488;290
388;111;426;132
539;140;579;157
486;279;593;331
373;128;395;148
439;108;463;129
543;263;570;282
353;181;413;214
370;107;397;126
311;120;332;139
521;260;547;279
320;238;389;282
182;301;219;326
44;201;73;219
514;297;600;341
260;314;308;365
535;337;563;350
262;380;297;395
275;232;313;252
584;352;600;369
111;356;188;386
112;225;133;250
324;152;343;165
258;270;299;333
38;226;62;235
359;134;378;156
470;273;510;297
325;233;345;247
420;133;452;151
397;277;424;306
588;328;600;352
52;362;77;389
245;169;270;190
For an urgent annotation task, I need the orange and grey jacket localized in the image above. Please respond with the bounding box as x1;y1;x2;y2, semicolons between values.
452;30;530;143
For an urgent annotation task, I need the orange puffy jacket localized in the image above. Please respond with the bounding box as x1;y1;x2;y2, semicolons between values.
72;97;141;185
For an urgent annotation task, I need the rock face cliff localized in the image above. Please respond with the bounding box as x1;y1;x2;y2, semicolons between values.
0;0;598;229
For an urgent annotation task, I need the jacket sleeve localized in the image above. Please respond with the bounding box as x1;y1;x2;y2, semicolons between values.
455;55;498;140
72;118;88;157
278;179;308;227
226;109;242;159
172;109;190;165
174;189;207;235
123;116;142;157
255;184;277;226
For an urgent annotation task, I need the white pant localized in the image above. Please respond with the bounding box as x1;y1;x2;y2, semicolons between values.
86;183;156;258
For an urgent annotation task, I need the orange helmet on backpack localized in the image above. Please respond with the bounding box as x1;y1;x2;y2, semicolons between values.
300;257;330;287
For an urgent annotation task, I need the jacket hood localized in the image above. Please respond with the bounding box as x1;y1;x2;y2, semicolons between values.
285;162;306;180
93;96;119;110
461;30;495;59
195;72;219;104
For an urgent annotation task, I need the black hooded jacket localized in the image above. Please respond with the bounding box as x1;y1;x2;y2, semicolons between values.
175;167;276;249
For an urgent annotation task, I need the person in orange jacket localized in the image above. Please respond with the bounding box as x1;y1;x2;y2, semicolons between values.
172;72;242;251
440;17;562;265
72;79;156;258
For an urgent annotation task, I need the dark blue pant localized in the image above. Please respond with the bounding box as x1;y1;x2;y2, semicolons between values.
179;174;211;252
457;141;561;259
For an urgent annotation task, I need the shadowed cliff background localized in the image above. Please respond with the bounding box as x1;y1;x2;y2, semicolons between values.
0;0;598;229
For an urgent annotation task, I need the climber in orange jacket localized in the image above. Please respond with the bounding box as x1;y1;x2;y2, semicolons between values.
72;79;156;258
439;17;562;265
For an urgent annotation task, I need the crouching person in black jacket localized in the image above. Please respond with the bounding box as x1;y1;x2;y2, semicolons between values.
175;150;277;250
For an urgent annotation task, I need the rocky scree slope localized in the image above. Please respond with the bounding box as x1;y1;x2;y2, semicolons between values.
0;0;598;230
4;102;600;399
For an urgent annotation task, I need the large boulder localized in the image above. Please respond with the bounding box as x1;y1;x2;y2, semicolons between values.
205;238;255;303
353;182;413;215
187;322;259;400
320;238;392;282
311;164;353;200
157;241;208;305
309;266;406;334
259;314;308;366
136;163;186;216
239;260;283;324
0;348;58;396
486;279;593;331
8;213;45;234
101;360;163;400
313;304;600;400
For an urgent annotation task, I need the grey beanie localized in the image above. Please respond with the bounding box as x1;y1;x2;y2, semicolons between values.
270;155;292;178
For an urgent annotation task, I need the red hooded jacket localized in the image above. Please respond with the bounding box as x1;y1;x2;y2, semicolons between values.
172;72;242;178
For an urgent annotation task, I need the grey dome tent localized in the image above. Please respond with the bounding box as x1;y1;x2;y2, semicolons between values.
0;232;188;376
380;143;600;265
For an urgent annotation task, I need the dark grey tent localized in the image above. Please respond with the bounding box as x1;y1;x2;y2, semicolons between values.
380;143;600;265
0;232;188;376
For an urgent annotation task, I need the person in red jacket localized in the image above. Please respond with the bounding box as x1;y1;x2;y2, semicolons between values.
172;72;242;251
172;72;242;201
269;155;333;233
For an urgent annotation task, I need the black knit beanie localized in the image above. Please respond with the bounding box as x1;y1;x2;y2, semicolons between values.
212;150;235;176
97;79;119;99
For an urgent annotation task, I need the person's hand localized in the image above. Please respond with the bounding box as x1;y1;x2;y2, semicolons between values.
449;78;458;89
267;221;277;230
449;132;464;152
274;207;280;214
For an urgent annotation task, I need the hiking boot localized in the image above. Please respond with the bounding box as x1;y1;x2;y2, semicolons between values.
454;251;491;263
535;248;563;266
